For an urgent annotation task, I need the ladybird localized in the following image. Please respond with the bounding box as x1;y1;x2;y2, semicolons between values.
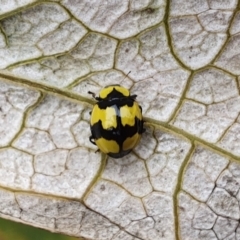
88;85;145;158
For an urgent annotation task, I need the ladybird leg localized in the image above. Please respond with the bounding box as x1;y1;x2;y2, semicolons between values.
89;111;92;115
95;149;100;153
88;91;96;98
141;123;146;133
141;120;146;133
89;136;96;145
88;91;101;101
139;105;143;113
130;94;137;100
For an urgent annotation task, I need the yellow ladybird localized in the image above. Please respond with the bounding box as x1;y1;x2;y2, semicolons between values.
88;85;144;158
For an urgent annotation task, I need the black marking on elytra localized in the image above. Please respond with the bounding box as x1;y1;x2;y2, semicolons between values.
90;116;143;145
137;117;145;134
97;97;135;110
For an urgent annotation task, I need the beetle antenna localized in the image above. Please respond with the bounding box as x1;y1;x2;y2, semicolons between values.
122;71;131;81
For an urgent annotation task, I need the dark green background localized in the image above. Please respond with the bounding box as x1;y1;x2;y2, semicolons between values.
0;218;80;240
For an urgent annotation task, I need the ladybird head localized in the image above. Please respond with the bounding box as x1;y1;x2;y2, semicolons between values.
99;85;130;100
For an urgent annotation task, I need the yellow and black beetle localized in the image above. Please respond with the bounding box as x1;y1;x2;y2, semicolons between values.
88;85;145;158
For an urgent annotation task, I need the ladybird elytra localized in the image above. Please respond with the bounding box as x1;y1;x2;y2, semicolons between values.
122;134;140;151
95;138;119;154
88;85;144;158
90;106;117;129
120;102;142;127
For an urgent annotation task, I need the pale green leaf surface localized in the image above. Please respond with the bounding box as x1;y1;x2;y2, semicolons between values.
0;1;240;240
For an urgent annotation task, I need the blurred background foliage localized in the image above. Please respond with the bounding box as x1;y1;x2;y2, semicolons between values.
0;218;80;240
